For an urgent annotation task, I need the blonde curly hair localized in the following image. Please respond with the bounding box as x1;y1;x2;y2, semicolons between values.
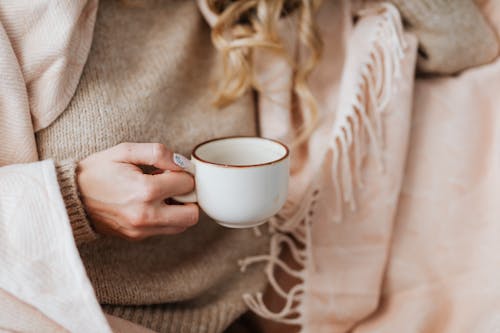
206;0;323;144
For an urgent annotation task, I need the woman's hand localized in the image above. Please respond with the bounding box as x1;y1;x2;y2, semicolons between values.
77;142;198;241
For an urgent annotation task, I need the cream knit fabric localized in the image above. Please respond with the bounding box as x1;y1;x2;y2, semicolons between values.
36;0;268;332
390;0;499;73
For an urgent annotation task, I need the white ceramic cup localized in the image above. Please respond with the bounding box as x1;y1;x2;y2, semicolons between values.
173;136;290;228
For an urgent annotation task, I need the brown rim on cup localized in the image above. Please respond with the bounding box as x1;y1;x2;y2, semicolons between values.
191;136;290;168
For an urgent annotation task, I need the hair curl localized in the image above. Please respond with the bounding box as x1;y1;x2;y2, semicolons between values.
206;0;323;144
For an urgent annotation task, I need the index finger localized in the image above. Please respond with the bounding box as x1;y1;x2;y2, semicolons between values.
111;142;184;171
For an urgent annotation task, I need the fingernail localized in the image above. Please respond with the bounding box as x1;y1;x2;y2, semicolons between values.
173;153;192;170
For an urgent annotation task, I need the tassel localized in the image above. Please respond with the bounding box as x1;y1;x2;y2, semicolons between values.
238;2;407;328
329;2;407;216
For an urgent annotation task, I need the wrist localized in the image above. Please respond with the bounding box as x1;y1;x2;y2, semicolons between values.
56;159;99;245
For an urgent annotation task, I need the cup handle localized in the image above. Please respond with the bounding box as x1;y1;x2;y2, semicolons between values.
172;159;197;203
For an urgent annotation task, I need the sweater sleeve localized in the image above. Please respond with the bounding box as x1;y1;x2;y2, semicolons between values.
389;0;499;74
55;160;99;246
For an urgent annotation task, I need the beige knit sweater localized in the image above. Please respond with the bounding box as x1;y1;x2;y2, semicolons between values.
35;1;268;332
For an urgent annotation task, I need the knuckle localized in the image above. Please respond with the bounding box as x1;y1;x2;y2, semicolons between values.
116;142;133;155
128;215;143;228
123;229;145;241
137;179;158;202
151;143;169;163
128;207;150;227
186;205;199;226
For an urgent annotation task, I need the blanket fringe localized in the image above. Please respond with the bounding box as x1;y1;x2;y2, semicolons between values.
239;3;407;327
239;185;319;325
331;3;406;222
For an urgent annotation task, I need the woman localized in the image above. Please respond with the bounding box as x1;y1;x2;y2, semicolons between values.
41;1;266;331
11;0;322;331
1;0;499;332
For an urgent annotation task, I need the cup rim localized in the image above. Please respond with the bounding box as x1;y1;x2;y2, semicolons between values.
192;136;290;168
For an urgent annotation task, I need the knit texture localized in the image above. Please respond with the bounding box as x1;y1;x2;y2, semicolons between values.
55;160;99;246
35;0;268;331
390;0;499;73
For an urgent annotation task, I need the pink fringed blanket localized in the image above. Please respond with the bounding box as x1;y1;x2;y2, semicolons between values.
238;1;418;332
1;0;499;332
